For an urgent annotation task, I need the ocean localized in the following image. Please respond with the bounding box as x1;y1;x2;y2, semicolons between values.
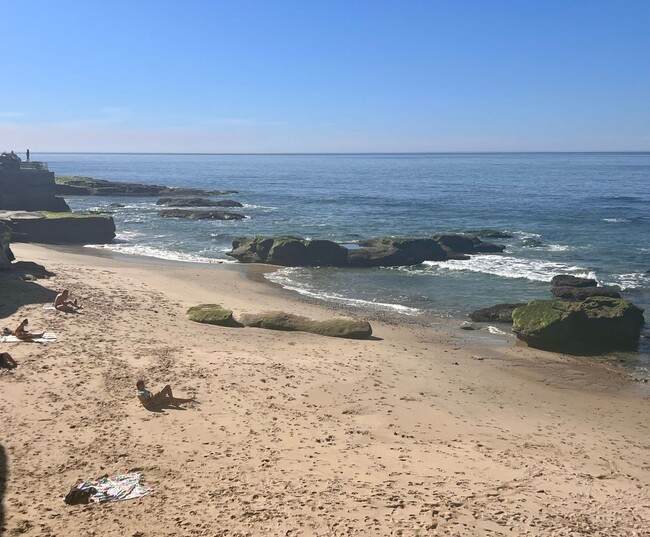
38;152;650;376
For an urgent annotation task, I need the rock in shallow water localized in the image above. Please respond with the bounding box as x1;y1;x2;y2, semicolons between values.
512;297;645;354
469;303;526;323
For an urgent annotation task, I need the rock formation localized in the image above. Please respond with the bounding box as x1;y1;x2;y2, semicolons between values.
186;304;237;326
550;274;621;300
237;312;373;339
0;157;69;212
55;176;237;197
228;233;505;268
512;297;645;354
1;211;116;244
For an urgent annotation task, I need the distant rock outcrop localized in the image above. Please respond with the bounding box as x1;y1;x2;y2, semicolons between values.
55;176;237;197
0;211;115;244
156;197;243;208
229;237;349;266
464;229;513;239
512;297;645;354
159;209;246;220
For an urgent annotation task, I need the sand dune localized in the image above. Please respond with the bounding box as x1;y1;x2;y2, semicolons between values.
1;243;648;536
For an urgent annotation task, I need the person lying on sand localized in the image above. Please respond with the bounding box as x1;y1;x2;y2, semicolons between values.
136;379;195;408
13;319;45;341
0;352;17;370
54;289;82;312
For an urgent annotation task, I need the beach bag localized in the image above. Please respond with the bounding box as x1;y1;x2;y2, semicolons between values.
64;486;96;505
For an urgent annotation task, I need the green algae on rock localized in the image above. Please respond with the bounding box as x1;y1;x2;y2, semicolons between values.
512;297;645;354
186;304;237;326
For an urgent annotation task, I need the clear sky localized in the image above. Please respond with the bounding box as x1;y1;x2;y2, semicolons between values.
1;0;648;153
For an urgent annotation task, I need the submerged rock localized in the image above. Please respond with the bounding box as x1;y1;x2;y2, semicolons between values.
464;229;513;239
159;209;246;220
512;297;645;354
156;197;243;208
237;311;373;339
469;303;526;324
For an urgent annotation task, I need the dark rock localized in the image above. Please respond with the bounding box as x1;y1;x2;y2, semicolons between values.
229;237;348;267
156;197;243;208
1;211;115;244
551;275;597;288
464;229;513;239
512;297;645;354
237;311;373;339
0;221;14;269
159;209;246;220
522;238;544;248
55;176;237;197
186;304;239;327
1;164;70;212
431;233;505;255
350;237;448;268
551;286;621;300
108;203;125;208
469;303;526;323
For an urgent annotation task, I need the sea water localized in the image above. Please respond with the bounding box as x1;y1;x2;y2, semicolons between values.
38;152;650;376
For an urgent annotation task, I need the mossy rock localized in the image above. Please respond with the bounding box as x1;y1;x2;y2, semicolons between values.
186;304;237;326
512;297;645;354
238;311;373;339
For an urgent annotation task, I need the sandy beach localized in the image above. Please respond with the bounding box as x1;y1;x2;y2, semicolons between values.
1;243;648;536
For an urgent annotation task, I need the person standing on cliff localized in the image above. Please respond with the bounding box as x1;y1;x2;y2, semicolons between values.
26;149;30;161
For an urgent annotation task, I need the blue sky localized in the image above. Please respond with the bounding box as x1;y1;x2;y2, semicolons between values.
1;0;648;152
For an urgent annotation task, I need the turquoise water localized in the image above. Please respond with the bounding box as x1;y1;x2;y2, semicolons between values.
38;152;650;375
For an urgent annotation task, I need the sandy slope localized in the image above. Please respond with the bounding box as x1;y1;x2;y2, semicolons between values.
0;243;648;537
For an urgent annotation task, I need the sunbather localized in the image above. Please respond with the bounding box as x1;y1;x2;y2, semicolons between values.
13;319;44;341
54;289;82;312
0;352;17;369
136;379;194;408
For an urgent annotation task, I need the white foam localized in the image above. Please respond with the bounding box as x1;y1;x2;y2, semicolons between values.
487;326;511;336
422;255;596;283
266;269;421;315
602;218;630;223
606;273;649;290
242;204;277;210
84;243;227;264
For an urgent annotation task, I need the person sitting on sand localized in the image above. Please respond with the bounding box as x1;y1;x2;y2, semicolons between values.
54;289;82;312
13;319;44;341
136;379;194;408
0;352;17;370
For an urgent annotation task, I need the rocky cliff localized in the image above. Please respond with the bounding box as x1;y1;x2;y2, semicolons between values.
0;211;115;244
0;161;70;212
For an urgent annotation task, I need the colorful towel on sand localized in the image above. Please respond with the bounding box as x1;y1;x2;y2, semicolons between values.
0;332;57;343
73;472;151;503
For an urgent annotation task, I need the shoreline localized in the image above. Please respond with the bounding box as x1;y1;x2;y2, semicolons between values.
39;242;650;387
1;243;649;535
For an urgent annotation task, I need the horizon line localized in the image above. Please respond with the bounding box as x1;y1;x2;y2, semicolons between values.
24;150;650;156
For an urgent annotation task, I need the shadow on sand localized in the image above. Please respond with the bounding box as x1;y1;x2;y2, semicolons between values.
0;262;57;318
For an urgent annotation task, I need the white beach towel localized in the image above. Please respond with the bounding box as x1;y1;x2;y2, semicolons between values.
1;332;57;343
42;304;56;310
